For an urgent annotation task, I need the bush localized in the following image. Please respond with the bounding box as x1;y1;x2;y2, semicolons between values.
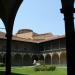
34;66;40;71
40;65;47;71
0;63;5;67
49;65;56;71
34;65;56;71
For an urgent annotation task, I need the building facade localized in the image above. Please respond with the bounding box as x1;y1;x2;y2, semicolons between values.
0;29;66;66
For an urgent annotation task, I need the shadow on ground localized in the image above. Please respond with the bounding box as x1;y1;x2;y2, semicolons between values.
0;71;28;75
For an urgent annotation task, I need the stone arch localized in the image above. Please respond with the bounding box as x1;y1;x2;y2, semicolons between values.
32;55;38;64
0;54;2;63
13;54;22;66
60;52;67;65
45;54;51;64
3;54;6;65
39;55;44;64
23;54;32;66
52;53;59;64
11;54;15;65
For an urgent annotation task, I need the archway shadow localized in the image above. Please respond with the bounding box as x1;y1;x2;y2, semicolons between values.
0;71;29;75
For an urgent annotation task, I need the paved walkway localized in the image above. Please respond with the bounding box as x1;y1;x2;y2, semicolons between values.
57;66;67;68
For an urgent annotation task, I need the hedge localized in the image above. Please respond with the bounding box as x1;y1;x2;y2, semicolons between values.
34;65;56;71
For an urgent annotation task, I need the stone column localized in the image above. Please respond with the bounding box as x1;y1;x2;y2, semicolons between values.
50;53;53;65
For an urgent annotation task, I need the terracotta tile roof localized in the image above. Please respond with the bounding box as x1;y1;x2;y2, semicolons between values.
33;32;53;36
12;36;38;43
37;35;65;43
0;33;37;43
0;32;65;43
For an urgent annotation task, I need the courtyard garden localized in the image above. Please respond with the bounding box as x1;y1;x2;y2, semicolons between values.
0;65;67;75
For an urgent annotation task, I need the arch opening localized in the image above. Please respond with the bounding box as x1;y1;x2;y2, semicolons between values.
45;54;51;64
0;19;6;33
23;54;32;66
3;54;6;65
39;55;44;65
0;54;3;63
13;54;22;66
52;53;59;65
60;52;66;65
32;55;38;61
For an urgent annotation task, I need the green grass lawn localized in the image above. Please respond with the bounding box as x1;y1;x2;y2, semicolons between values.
0;66;67;75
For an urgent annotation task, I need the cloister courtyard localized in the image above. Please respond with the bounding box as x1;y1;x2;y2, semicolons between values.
0;29;66;66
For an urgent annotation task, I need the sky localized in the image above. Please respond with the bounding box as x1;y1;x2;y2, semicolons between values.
0;0;65;35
